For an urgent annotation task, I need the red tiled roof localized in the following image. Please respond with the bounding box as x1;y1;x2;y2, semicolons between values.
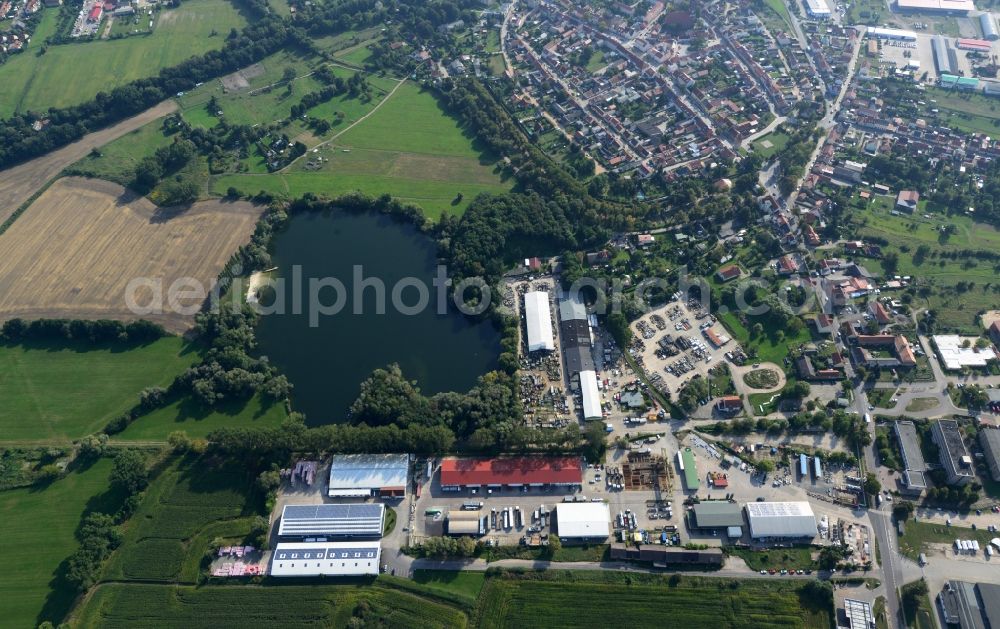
440;457;581;486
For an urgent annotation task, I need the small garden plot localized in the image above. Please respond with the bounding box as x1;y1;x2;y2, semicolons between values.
743;369;780;390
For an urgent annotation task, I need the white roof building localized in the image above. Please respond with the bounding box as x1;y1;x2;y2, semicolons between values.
866;26;917;41
933;335;996;370
579;370;603;420
555;502;610;539
270;541;381;577
745;502;817;539
328;454;409;498
804;0;831;17
524;291;555;352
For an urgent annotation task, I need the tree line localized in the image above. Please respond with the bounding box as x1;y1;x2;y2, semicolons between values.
0;318;165;344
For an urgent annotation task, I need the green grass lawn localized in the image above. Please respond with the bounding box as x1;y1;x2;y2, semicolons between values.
472;572;831;629
0;459;118;628
868;388;897;409
897;520;997;560
0;0;245;117
749;391;783;416
0;337;200;442
175;49;328;128
901;581;936;629
334;41;376;67
412;570;486;604
213;82;513;218
484;29;501;53
718;310;812;364
116;392;288;441
752;130;790;159
846;0;884;25
728;546;817;571
585;50;606;73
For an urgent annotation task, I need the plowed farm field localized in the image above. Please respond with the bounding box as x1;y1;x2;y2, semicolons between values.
0;177;262;332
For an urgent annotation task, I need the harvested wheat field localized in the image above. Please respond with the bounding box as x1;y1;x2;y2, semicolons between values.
0;177;263;332
0;100;178;224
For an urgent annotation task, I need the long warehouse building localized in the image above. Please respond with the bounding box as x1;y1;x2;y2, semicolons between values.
805;0;831;17
745;502;817;539
524;291;555;352
270;541;381;577
983;12;999;40
277;503;385;539
933;35;955;75
440;456;582;489
579;369;603;420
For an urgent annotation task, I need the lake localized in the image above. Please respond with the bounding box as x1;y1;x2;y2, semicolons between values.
254;209;500;424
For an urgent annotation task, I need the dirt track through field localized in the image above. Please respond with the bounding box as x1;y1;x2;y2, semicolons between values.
0;100;178;224
0;177;263;332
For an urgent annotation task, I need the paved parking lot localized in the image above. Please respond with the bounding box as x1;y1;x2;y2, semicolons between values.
629;299;734;398
875;34;978;81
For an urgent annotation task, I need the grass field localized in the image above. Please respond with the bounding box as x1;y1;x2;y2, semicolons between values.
851;194;1000;332
213;81;512;218
728;547;817;572
103;457;256;583
901;580;936;629
868;388;897;409
0;0;245;117
924;86;1000;136
718;309;812;364
75;582;469;628
117;392;288;441
412;571;486;605
334;41;376;67
0;336;198;441
752;130;790;159
71;121;177;185
472;572;831;629
897;520;997;560
0;459;117;628
0;177;264;333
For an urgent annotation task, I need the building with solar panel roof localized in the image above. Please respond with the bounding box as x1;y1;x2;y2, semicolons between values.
278;503;385;539
270;541;381;577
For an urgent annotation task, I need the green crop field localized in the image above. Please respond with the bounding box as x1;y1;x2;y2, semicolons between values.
213;82;513;218
75;582;469;628
0;336;199;442
103;457;256;583
472;572;832;629
0;0;246;117
0;459;117;628
117;392;288;441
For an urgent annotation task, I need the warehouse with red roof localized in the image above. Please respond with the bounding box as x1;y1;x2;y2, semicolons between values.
439;456;582;489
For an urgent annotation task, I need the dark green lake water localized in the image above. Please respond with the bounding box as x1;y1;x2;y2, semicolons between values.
255;210;499;424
